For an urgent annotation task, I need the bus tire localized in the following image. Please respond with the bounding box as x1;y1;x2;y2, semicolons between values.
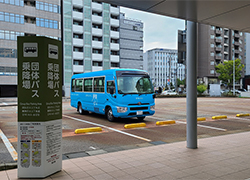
78;103;88;115
137;116;145;121
106;107;115;122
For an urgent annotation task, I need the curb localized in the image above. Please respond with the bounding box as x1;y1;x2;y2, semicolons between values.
156;120;176;125
236;113;249;117
0;162;17;171
75;127;102;134
197;117;206;121
212;115;227;119
124;123;146;129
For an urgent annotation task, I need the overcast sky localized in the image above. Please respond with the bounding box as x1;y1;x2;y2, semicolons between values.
120;7;185;53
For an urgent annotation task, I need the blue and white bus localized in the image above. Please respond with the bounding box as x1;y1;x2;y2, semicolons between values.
70;69;155;121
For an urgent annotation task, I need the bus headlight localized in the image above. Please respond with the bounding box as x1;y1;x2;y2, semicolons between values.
117;107;128;113
150;105;155;110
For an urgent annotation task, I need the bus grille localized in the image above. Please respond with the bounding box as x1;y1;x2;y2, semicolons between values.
128;103;149;106
130;107;148;111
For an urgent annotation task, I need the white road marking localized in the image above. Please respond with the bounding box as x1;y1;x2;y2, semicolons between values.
0;129;18;161
149;116;227;131
89;146;96;150
233;117;250;121
63;115;151;142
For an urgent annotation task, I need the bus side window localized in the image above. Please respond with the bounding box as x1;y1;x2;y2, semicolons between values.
94;77;104;92
84;78;93;92
107;81;115;94
71;79;75;92
75;79;83;91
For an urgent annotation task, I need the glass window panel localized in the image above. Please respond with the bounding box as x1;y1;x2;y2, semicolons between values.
45;19;48;28
40;18;44;27
5;31;10;40
5;12;9;22
5;0;9;4
75;79;83;91
10;31;15;40
10;0;14;4
0;12;4;21
83;0;91;6
0;30;4;39
36;18;39;26
10;13;14;22
103;3;109;10
84;46;91;58
20;0;23;6
49;20;53;28
44;3;48;11
84;78;93;92
84;7;91;19
36;1;39;9
15;14;19;23
53;4;57;13
49;4;52;12
53;21;58;29
94;77;104;92
0;0;3;3
20;15;24;24
40;2;44;10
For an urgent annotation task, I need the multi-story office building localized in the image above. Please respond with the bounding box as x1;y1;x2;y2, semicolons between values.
244;33;250;89
178;23;245;87
143;48;185;88
198;24;245;86
62;0;144;96
0;0;61;97
119;13;143;69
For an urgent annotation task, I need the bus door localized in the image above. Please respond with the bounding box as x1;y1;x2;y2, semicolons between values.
92;77;106;114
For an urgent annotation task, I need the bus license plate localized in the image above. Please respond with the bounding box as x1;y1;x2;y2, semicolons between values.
137;111;143;115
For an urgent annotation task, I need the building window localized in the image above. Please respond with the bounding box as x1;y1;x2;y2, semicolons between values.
73;60;83;65
111;63;119;67
92;61;102;66
210;70;214;74
210;61;214;65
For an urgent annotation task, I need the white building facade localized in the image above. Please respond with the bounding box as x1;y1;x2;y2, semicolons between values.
143;48;185;88
62;0;144;96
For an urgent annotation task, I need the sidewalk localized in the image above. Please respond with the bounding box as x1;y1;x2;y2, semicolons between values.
1;131;250;180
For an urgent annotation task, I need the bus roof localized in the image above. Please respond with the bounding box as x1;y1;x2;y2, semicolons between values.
71;69;148;79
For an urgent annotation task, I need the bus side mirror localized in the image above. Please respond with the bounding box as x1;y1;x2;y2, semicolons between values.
110;87;114;95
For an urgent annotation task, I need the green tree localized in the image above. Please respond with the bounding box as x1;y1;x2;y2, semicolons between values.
197;84;207;95
215;59;244;89
177;78;186;87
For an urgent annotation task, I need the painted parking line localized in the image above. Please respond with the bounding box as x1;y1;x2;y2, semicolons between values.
63;115;151;142
0;129;18;161
233;116;250;121
149;116;227;131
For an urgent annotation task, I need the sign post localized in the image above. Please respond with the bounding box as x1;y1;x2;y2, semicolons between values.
17;36;62;178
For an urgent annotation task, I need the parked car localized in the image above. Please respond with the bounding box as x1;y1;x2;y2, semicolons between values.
161;90;178;95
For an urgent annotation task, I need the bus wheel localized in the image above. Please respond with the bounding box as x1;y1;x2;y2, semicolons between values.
106;107;115;122
137;116;145;121
78;103;88;115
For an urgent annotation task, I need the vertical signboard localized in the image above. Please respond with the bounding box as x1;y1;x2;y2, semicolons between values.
17;37;62;178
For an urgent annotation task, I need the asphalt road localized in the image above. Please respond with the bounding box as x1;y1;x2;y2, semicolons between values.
0;97;250;164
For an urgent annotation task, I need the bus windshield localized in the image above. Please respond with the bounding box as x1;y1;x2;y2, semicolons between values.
117;74;154;94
